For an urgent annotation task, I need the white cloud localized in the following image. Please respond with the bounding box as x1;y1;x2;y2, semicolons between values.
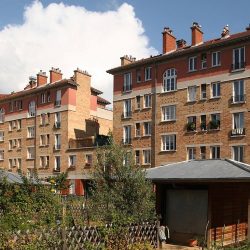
0;1;157;102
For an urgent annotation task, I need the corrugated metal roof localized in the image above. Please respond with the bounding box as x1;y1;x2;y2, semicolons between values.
146;159;250;182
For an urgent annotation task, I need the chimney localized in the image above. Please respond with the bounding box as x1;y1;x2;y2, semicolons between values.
162;27;176;54
50;67;62;83
120;55;136;66
37;70;47;86
176;39;187;49
191;22;203;46
221;25;230;39
246;24;250;31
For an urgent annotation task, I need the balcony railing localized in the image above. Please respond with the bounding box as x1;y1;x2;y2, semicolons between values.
231;61;245;71
122;138;132;145
121;111;132;119
54;100;61;107
231;94;246;104
231;128;245;136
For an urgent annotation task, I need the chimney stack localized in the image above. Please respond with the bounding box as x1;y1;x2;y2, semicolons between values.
37;70;47;87
221;25;230;39
176;39;187;49
120;55;136;66
191;22;203;46
50;67;62;83
246;24;250;31
162;27;176;54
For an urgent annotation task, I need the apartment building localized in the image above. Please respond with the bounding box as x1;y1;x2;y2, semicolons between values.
108;23;250;168
0;67;112;195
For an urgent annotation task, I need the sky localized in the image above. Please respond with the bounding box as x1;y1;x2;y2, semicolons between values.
0;0;250;102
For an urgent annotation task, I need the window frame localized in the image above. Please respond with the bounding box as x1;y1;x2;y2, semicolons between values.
212;51;221;67
163;68;177;92
145;67;152;81
161;134;176;151
211;82;221;98
188;56;197;72
162;105;176;122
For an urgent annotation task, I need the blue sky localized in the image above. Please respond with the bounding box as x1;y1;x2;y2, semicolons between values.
1;0;250;52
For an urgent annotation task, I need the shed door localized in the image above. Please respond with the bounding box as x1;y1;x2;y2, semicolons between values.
166;189;208;237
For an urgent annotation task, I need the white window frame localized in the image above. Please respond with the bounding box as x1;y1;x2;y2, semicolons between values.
123;99;132;118
162;105;176;121
135;96;141;109
135;150;140;165
187;147;196;160
17;158;21;169
233;80;245;103
189;56;197;72
17;119;21;130
233;47;245;70
55;112;61;128
143;149;151;164
28;101;36;117
210;146;220;159
144;94;152;108
40;156;49;168
136;69;141;83
123;125;131;144
143;122;151;136
211;82;221;98
69;155;76;167
232;146;244;162
187;86;197;102
200;83;207;99
201;53;207;69
135;123;141;137
0;108;5;123
123;72;132;92
145;67;152;81
161;134;176;151
232;112;244;129
27;126;35;138
55;134;61;150
0;131;4;142
0;150;4;160
86;154;93;165
41;93;46;104
212;51;221;67
27;147;35;160
55;156;61;171
200;146;206;159
163;68;177;92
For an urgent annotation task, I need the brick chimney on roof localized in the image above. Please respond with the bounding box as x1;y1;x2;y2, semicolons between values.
162;27;176;54
37;70;47;87
191;22;203;46
221;25;230;39
120;55;136;66
50;67;62;83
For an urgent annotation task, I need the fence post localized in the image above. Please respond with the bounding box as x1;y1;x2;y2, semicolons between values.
157;220;162;249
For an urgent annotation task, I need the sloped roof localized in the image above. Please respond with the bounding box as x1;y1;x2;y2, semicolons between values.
97;96;111;105
146;159;250;182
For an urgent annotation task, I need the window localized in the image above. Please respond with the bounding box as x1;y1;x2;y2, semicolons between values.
0;131;4;141
40;113;46;126
233;47;245;70
200;115;207;131
47;91;51;102
55;156;61;171
41;93;46;104
201;53;207;69
187;116;196;131
123;99;132;118
17;139;21;149
189;56;197;71
162;134;176;151
55;90;62;106
17;159;21;169
55;134;61;150
187;86;197;102
9;140;13;150
232;112;245;136
200;84;207;99
187;147;196;160
145;67;152;81
135;150;140;165
135;123;141;137
15;100;22;110
123;126;131;144
136;69;141;83
40;134;48;146
123;72;132;92
162;105;176;121
0;108;4;123
40;156;49;168
17;120;21;130
55;112;61;128
9;121;14;131
211;146;220;159
28;101;36;117
27;147;35;159
9;102;14;112
27;126;35;138
232;146;244;162
143;150;151;164
86;154;93;165
210;114;220;130
212;51;221;67
200;146;206;159
9;159;13;169
0;150;4;160
136;96;141;109
211;82;221;98
143;122;151;136
233;80;245;103
144;94;151;108
69;155;76;167
163;68;177;92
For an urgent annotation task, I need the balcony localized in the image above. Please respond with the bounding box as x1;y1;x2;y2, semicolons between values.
54;100;61;107
231;95;246;104
122;138;132;145
121;111;132;119
231;128;245;137
231;61;245;71
54;122;61;129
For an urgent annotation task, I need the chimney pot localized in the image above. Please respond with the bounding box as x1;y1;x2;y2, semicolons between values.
191;22;203;46
221;25;230;38
162;26;176;54
176;39;187;49
120;55;136;66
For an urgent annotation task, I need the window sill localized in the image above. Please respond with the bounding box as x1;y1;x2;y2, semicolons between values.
231;68;245;73
134;136;141;139
142;135;151;138
27;137;35;139
207;128;220;132
134;108;141;111
0;159;4;161
160;119;177;123
231;101;246;105
188;69;197;73
160;150;177;153
8;149;13;152
199;98;207;101
122;90;132;94
27;158;35;161
230;134;246;138
141;107;152;110
211;64;221;68
0;140;4;143
186;130;197;134
161;90;178;94
209;96;221;100
27;116;36;119
142;163;151;167
187;100;196;103
145;79;152;82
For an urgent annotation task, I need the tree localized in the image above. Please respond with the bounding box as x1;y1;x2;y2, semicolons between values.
88;143;155;225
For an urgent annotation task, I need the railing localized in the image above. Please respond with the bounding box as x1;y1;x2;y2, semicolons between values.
231;61;245;71
231;94;246;103
54;100;61;107
122;138;132;145
122;111;132;119
231;128;245;136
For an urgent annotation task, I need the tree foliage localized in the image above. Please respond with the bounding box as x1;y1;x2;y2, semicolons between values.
88;143;155;225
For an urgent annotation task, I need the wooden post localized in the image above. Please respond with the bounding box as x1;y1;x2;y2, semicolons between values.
248;199;250;241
